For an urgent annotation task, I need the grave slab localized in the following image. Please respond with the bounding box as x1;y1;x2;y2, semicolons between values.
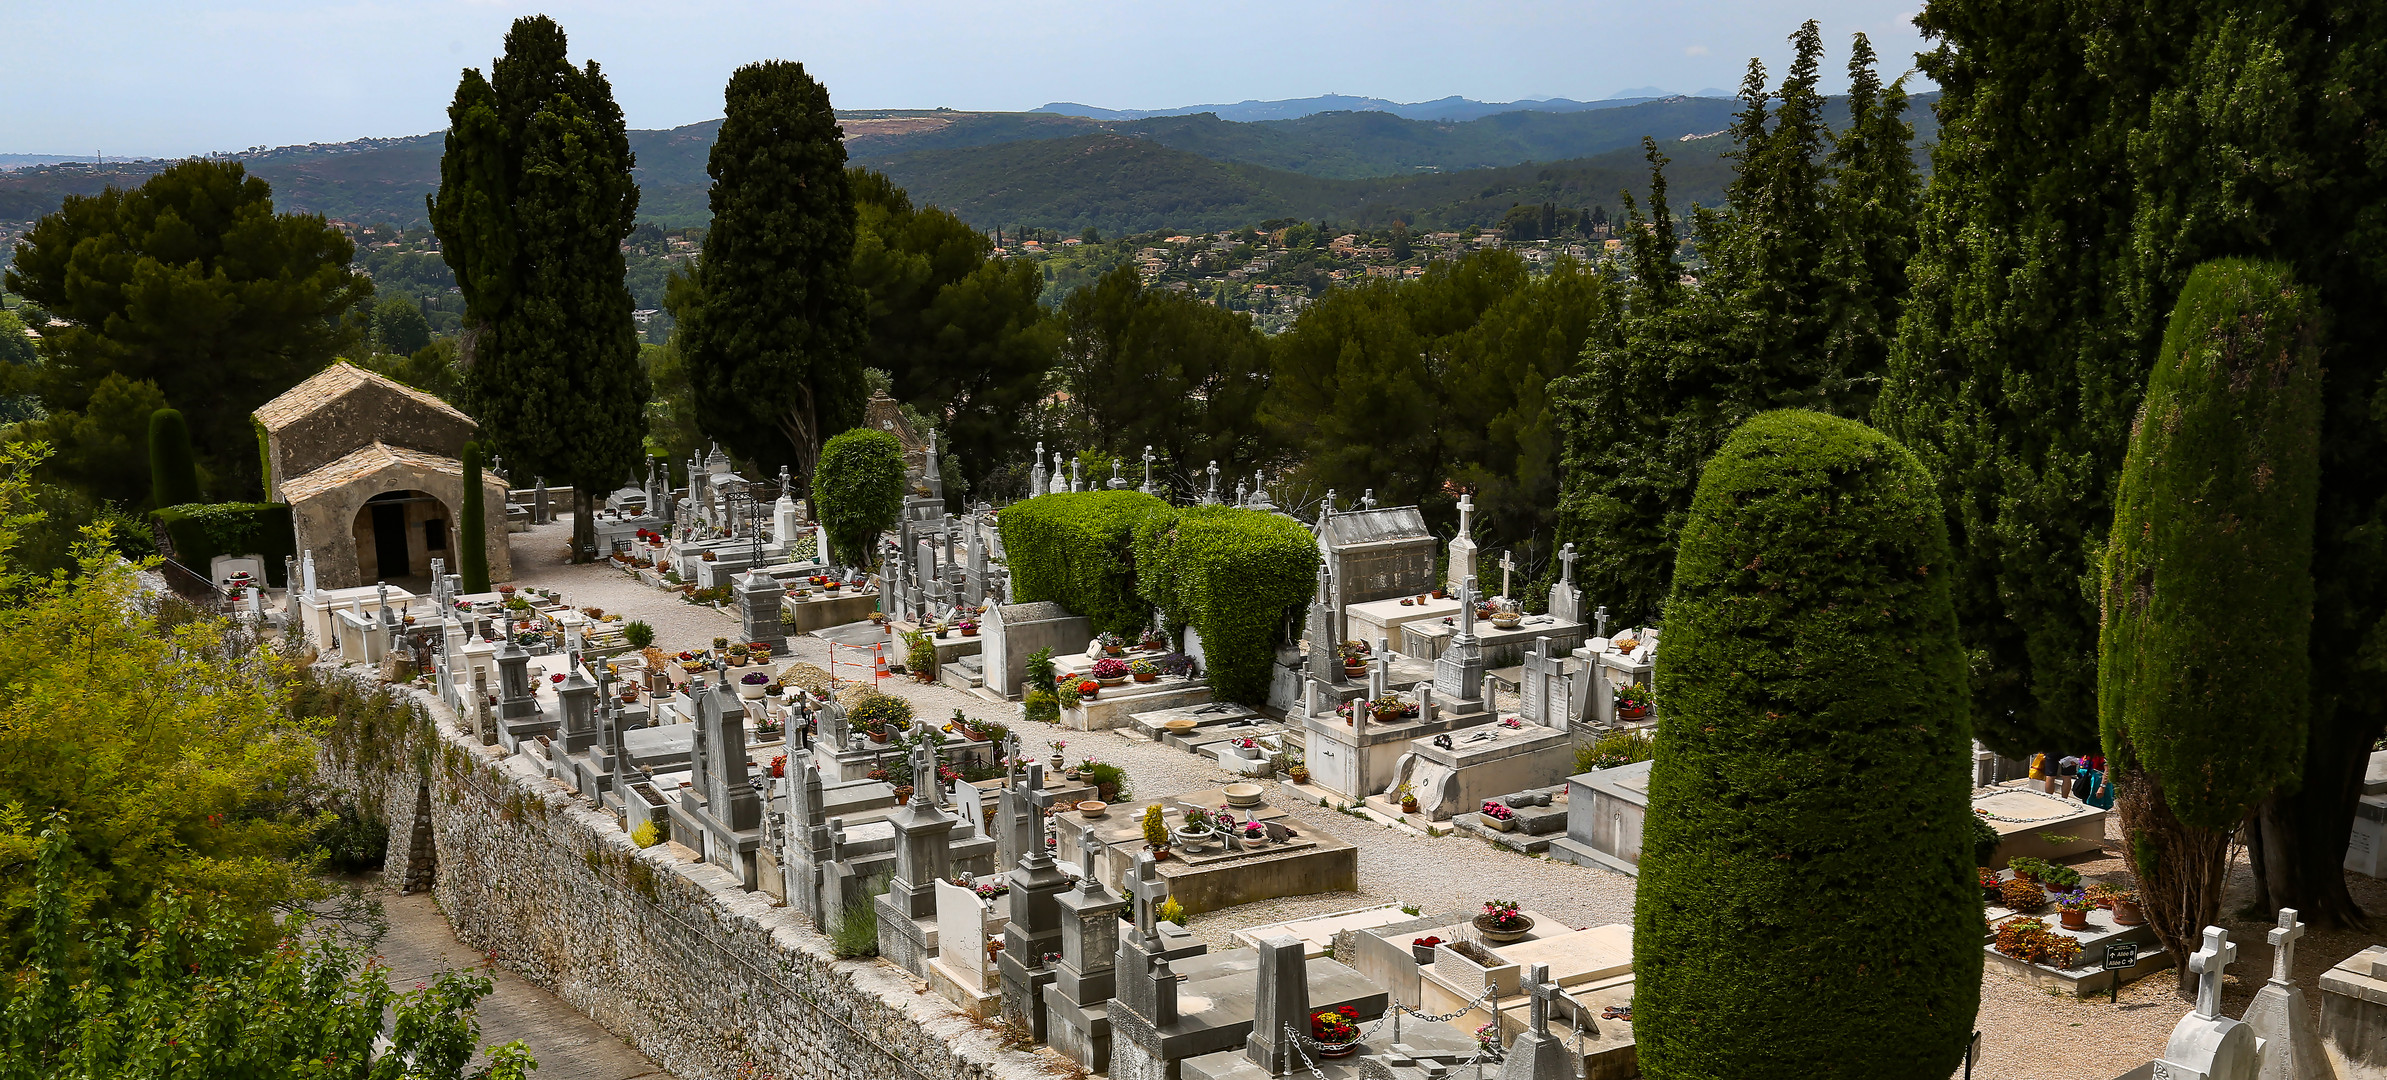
1062;676;1214;731
1975;781;2109;868
1127;701;1259;742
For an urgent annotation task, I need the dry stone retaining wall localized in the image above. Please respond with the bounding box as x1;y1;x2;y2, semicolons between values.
319;671;1054;1080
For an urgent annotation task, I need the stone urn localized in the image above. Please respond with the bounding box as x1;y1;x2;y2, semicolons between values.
1473;912;1534;944
1172;822;1218;852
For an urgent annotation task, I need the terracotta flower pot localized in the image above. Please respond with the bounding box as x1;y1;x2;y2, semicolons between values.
1098;676;1126;687
2113;900;2145;926
1133;672;1156;683
1104;646;1123;657
1288;769;1309;784
2060;909;2089;930
1402;800;1419;814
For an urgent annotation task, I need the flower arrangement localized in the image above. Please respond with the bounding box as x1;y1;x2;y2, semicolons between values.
1095;631;1126;652
1412;936;1444;949
1180;807;1216;831
741;672;771;686
1500;717;1525;729
749;643;773;659
1338;640;1371;661
1978;867;2002;901
957;619;978;634
1368;695;1406;721
1999;877;2049;914
1993;917;2085;968
2054;888;2094;914
1474;1022;1500;1052
1614;682;1653;709
1140;629;1168;650
1129;659;1159;677
1480;899;1527;932
1050;739;1068;756
551;673;566;684
1092;658;1131;680
1157;652;1199;678
1241;821;1266;840
1310;1006;1360;1045
728;642;750;658
1479;801;1515;821
970;878;1010;901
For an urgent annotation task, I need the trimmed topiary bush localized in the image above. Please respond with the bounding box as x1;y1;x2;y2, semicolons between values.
998;490;1168;637
812;427;907;571
459;441;490;593
1635;410;1977;1079
1132;504;1320;705
148;408;201;509
2100;258;2322;992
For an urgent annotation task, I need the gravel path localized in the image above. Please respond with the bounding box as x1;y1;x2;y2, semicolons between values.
502;520;2386;1080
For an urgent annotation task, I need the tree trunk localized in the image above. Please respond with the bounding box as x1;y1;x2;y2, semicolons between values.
2114;764;2237;999
2246;703;2378;930
570;488;597;564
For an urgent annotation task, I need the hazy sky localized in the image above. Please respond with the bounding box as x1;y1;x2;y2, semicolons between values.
5;1;1932;158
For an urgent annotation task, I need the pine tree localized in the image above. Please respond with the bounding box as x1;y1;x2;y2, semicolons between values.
1637;411;1977;1078
2101;259;2321;994
679;61;866;490
146;409;199;510
1820;33;1918;417
428;15;648;563
458;441;489;593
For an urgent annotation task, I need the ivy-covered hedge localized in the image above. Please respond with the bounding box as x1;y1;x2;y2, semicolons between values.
1636;411;1977;1078
998;491;1168;637
1133;505;1319;705
152;502;295;585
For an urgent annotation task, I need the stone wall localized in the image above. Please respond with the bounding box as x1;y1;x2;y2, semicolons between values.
318;670;1056;1080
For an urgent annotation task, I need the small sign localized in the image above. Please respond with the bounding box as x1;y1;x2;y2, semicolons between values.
2105;942;2141;971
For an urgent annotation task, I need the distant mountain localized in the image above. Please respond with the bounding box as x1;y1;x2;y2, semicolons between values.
0;154;103;172
1033;93;1688;125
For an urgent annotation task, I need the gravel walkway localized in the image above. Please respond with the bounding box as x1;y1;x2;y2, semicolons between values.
502;520;2386;1080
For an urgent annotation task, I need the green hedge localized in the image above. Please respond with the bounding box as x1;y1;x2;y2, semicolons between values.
152;502;295;586
1636;410;1977;1078
998;490;1168;637
1133;504;1319;705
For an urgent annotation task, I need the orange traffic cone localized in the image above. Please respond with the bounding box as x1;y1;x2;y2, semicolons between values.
873;650;890;680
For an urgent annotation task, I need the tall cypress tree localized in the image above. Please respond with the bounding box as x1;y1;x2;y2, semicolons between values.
2100;259;2321;993
1637;410;1977;1078
680;61;865;489
147;408;199;509
428;15;648;563
1880;0;2387;924
458;441;489;594
1820;33;1918;417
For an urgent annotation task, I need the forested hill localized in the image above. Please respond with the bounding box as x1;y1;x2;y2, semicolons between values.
0;92;1935;234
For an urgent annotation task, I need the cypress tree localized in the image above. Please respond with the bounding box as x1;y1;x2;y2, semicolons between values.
147;408;200;509
680;61;866;489
1636;410;1976;1079
809;429;906;572
458;441;489;593
2100;260;2321;993
428;16;649;563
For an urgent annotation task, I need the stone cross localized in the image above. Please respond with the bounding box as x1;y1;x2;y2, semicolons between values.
1322;489;1337;516
1500;551;1516;602
1205;461;1219;504
2269;907;2306;985
1125;850;1167;947
1023;761;1059;866
1032;442;1048;496
1140;445;1156;494
1234;479;1248;506
1077;820;1105;886
1108;460;1125;490
2189;925;2240;1020
1005;733;1025;783
1456;492;1475;536
1558;543;1577;586
1069;458;1081;493
1594;605;1610;639
909;742;938;808
1361;488;1375;510
1526;962;1556;1035
1457;576;1480;640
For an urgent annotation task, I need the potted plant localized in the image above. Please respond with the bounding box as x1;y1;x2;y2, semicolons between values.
1475;899;1534;943
1240;820;1268;848
1142;804;1170;853
1140;629;1167;652
1411;935;1444;966
2054;888;2093;930
1339;640;1370;677
1077;678;1102;701
1614;683;1653;720
1310;1006;1361;1058
2091;883;2146;926
702;550;717;562
1998;877;2049;914
1479;800;1517;832
1092;658;1131;686
1978;867;2002;905
1097;632;1126;657
727;643;750;666
739;671;771;699
958;619;979;638
1129;658;1159;683
1173;807;1218;851
1397;783;1419;815
1287;755;1310;785
1370;695;1407;722
1049;739;1068;770
1158;652;1199;679
1490;600;1523;629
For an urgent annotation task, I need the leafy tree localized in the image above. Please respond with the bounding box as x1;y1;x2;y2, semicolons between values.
458;441;489;594
678;61;866;490
429;15;650;563
1555;29;1914;627
373;296;432;356
363;339;465;406
3;160;369;497
811;428;906;570
851;170;1059;495
2100;260;2322;994
1059;265;1272;481
1881;0;2387;925
5;373;167;510
1439;255;1611;554
1636;411;1976;1078
146;408;199;509
1;824;534;1080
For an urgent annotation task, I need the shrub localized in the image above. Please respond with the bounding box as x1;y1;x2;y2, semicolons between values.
1056;683;1081;709
1023;689;1059;724
1025;647;1059;695
1141;804;1168;847
998;490;1169;636
1969;813;2001;867
812;427;907;570
1576;729;1656;774
1157;898;1186;926
151;502;295;584
829;891;881;958
312;797;388;873
631;819;662;848
622;620;655;648
1132;504;1321;705
1635;411;1978;1079
1999;877;2048;913
848;693;914;731
1993;917;2084;968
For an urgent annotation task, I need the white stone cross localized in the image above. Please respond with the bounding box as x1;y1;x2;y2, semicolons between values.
1127;850;1167;944
1525;962;1556;1035
1594;605;1609;639
1069;458;1080;492
1140;445;1156;494
1205;460;1219;502
1455;492;1475;536
1361;488;1375;510
1558;543;1577;586
1500;551;1516;602
910;742;938;807
1023;761;1060;865
2268;907;2306;985
2189;925;2239;1020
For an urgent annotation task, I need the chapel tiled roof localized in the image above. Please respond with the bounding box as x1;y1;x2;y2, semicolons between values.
252;362;475;432
279;441;467;504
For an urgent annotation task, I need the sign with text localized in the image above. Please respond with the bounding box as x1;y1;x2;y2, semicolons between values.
2105;942;2140;971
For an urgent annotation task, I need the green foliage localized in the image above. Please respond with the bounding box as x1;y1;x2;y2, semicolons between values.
848;693;914;732
2;159;369;498
1141;804;1169;848
830;887;881;958
311;796;390;874
1636;411;1975;1078
1555;31;1917;627
1157;898;1185;926
679;61;866;485
1131;504;1320;705
1575;729;1656;774
810;427;907;569
145;408;199;510
458;441;489;594
852;169;1059;496
6;372;168;509
1025;646;1058;695
429;16;649;562
903;629;938;678
360;338;465;406
373;295;433;356
149;502;293;584
631;819;662;849
622;620;654;648
1024;689;1059;724
1970;814;2001;867
1057;265;1273;480
998;490;1168;637
0;826;534;1080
